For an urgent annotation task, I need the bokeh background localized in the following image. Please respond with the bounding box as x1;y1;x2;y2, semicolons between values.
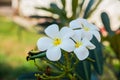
0;0;120;80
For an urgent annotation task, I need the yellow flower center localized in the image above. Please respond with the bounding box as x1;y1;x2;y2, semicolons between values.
75;42;82;48
83;27;90;31
53;38;61;46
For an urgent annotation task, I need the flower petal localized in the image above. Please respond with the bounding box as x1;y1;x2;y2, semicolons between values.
83;31;93;40
46;47;61;61
45;24;60;38
78;18;99;31
60;39;75;52
70;19;82;29
74;47;89;60
37;37;52;51
89;24;99;31
92;30;101;42
72;30;83;42
60;27;74;39
82;38;96;49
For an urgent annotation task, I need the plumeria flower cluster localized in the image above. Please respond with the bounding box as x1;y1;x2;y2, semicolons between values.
37;18;101;61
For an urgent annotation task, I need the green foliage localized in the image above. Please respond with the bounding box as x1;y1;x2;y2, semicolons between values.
61;0;66;9
90;37;103;75
35;0;102;27
83;0;95;18
101;12;120;80
75;60;91;80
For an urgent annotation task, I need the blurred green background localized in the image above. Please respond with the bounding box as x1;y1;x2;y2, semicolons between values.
0;16;41;79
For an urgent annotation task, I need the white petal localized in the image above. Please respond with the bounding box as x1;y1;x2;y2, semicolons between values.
60;39;75;52
92;31;101;42
82;38;96;49
83;31;93;40
70;30;83;43
60;27;74;39
78;18;89;26
45;24;60;38
89;24;99;31
46;47;61;61
37;37;52;51
70;19;82;29
74;47;89;60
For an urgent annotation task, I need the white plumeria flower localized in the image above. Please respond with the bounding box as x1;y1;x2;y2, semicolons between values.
37;24;75;61
71;30;96;60
70;18;101;42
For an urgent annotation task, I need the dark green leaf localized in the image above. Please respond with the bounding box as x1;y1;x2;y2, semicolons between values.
27;52;46;61
72;0;78;18
18;72;42;80
90;36;103;75
91;71;99;80
83;0;94;18
101;12;114;35
50;3;66;16
75;60;91;80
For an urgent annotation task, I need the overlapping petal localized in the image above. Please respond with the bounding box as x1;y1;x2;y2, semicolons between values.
74;47;89;60
37;37;52;51
83;31;93;40
70;19;82;29
89;23;99;31
82;38;96;49
72;30;83;41
45;24;60;38
46;47;61;61
60;27;74;39
92;30;101;42
60;39;75;52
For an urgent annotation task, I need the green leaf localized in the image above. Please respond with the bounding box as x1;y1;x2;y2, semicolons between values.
71;0;78;18
36;3;66;18
75;60;91;80
61;0;66;9
90;36;103;75
27;52;46;61
50;3;66;16
101;12;114;35
36;7;54;13
83;0;94;18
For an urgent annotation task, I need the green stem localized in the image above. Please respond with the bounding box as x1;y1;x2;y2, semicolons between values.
87;57;95;62
63;52;75;79
39;72;65;80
